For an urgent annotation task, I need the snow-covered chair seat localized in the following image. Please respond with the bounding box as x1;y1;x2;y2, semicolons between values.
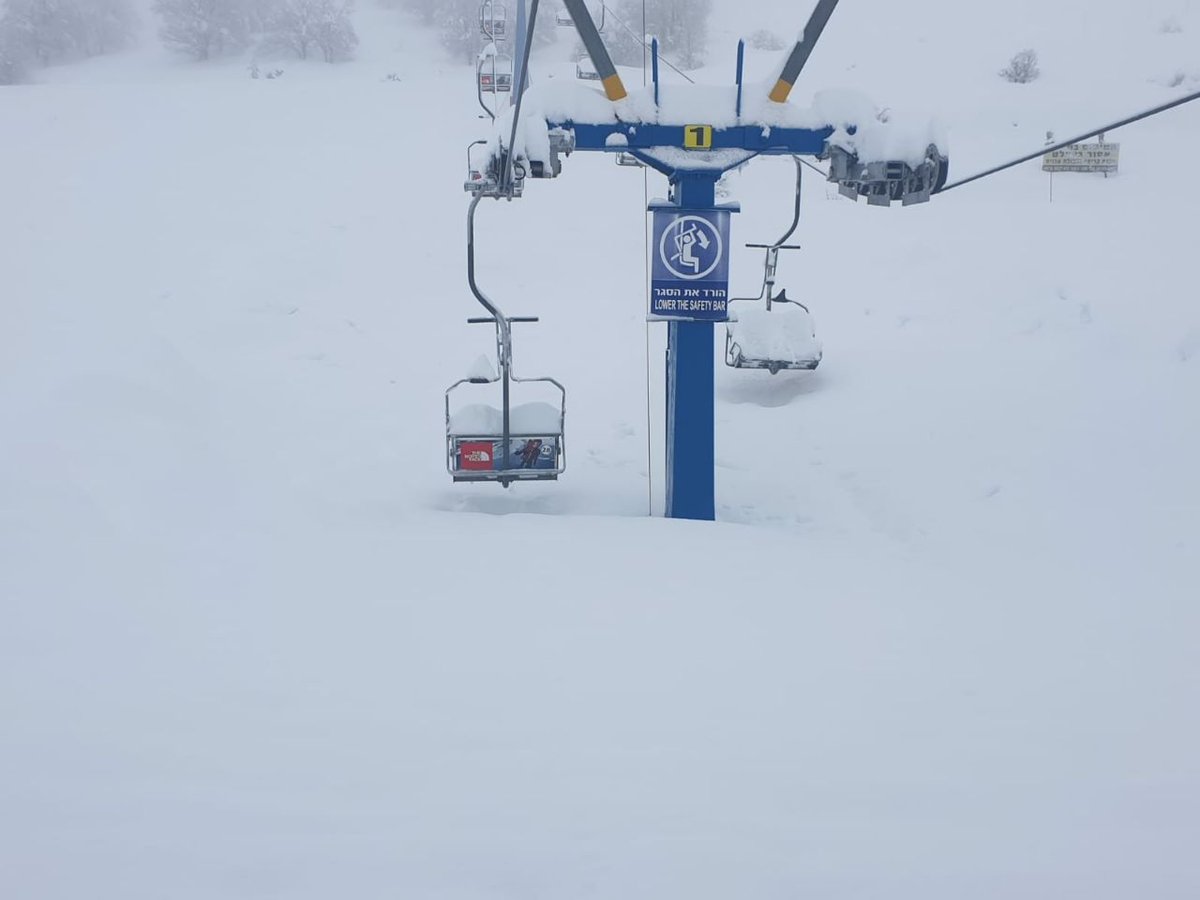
726;303;823;373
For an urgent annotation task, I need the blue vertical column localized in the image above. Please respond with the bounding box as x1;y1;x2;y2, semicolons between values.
665;173;720;521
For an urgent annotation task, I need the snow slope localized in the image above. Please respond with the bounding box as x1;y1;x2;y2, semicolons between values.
2;3;1199;898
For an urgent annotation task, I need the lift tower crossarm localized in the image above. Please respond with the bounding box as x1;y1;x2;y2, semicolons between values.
547;121;834;166
561;0;627;101
461;1;939;519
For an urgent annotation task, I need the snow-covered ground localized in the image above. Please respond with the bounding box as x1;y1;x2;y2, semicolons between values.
2;2;1199;898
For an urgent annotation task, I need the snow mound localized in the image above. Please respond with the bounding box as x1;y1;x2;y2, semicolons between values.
466;355;496;381
448;402;563;435
728;302;822;367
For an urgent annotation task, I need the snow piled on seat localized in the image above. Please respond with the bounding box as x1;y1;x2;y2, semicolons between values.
449;401;562;435
728;302;823;368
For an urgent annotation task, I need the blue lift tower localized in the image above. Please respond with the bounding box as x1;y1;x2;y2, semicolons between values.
457;0;949;520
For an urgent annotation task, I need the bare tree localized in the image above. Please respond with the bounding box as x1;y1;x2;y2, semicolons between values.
1000;49;1040;84
656;0;710;68
748;28;784;51
310;0;354;61
266;0;319;58
435;0;478;63
408;0;555;64
400;0;436;27
244;0;279;36
535;2;562;47
154;0;248;60
0;0;136;65
76;0;137;55
2;0;79;65
0;20;28;82
609;0;711;69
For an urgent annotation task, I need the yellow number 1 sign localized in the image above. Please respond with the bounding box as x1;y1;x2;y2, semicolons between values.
683;125;713;149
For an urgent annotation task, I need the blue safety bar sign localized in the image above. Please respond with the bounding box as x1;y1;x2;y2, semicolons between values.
650;208;731;321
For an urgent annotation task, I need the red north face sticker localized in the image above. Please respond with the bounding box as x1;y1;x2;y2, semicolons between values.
459;441;494;471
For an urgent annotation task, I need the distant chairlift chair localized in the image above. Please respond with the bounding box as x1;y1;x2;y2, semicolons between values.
478;53;513;94
446;197;566;486
576;55;599;80
479;0;507;39
556;2;603;30
725;157;823;374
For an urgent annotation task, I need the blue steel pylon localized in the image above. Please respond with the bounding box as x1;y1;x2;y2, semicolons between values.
662;172;722;521
507;0;945;520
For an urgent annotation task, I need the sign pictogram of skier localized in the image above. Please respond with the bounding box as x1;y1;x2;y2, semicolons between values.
660;215;723;280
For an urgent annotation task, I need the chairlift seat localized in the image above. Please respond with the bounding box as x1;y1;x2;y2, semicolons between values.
557;3;603;30
726;299;822;374
480;1;507;38
448;402;564;483
478;56;513;93
446;205;566;489
576;56;599;80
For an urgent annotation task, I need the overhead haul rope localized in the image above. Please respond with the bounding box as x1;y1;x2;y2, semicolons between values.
599;1;696;85
797;156;828;179
940;88;1200;193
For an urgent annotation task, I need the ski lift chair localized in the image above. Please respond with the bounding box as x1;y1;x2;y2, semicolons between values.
558;3;604;30
446;318;566;486
576;55;600;80
725;158;823;374
464;139;517;197
477;53;513;93
446;196;566;487
477;52;513;95
480;1;507;39
725;281;822;374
